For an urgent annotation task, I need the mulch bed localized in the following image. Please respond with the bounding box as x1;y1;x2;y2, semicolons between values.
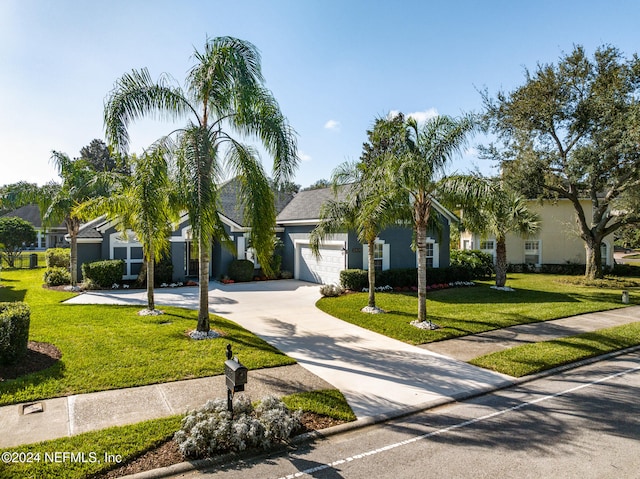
0;341;62;381
96;412;346;478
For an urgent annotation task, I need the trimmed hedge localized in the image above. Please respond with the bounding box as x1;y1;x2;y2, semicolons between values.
227;259;255;282
45;248;70;268
43;267;71;286
82;259;125;288
611;263;640;277
340;264;485;290
0;302;30;365
450;249;494;279
340;269;368;290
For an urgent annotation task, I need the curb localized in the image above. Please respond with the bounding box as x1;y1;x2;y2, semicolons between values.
120;344;640;479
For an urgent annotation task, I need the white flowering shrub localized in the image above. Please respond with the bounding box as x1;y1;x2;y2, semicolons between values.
319;284;343;297
174;396;302;458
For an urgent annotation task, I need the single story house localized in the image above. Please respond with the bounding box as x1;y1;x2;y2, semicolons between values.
74;181;457;285
459;198;614;268
1;204;68;250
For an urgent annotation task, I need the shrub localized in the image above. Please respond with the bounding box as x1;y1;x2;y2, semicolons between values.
82;259;124;288
227;259;255;282
280;270;293;279
45;248;70;268
450;249;494;279
340;269;368;290
320;284;343;297
174;395;301;459
0;302;30;365
611;263;640;277
43;267;71;286
154;255;174;286
377;268;418;287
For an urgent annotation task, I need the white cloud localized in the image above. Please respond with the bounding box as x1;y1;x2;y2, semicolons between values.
388;108;440;123
324;119;341;131
299;151;312;162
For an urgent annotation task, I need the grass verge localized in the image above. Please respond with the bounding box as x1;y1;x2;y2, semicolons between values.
469;322;640;377
0;389;354;479
316;273;639;344
0;268;294;406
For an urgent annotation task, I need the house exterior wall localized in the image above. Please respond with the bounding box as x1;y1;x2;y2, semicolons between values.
460;199;614;267
76;242;102;280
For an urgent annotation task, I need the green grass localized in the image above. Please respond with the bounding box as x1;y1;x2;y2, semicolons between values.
282;389;357;422
317;273;639;344
0;268;295;406
0;389;354;479
469;321;640;377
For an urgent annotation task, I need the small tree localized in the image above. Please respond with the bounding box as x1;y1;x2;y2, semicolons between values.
0;217;37;268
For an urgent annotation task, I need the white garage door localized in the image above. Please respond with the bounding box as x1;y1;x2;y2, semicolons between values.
297;243;344;285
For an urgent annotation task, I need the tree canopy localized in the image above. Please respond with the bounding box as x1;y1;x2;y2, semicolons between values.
482;44;640;278
0;216;37;267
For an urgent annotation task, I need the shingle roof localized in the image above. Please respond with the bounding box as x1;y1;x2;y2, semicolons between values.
1;204;66;229
276;185;350;222
218;177;294;227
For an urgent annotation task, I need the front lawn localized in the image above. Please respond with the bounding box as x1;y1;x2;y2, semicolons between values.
316;273;639;345
469;321;640;377
0;269;294;406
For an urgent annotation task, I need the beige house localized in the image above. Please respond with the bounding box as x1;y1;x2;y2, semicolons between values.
460;199;614;268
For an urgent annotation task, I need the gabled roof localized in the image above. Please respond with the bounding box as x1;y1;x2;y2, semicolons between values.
218;177;295;227
276;184;459;225
1;204;66;229
276;185;351;223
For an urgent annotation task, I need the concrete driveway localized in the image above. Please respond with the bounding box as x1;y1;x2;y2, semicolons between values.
66;280;510;419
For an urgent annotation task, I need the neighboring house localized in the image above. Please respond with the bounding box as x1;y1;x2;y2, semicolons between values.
1;204;68;250
459;198;614;268
74;181;457;284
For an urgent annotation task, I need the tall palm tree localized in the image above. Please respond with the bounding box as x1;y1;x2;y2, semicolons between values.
461;182;540;288
45;152;105;287
379;114;476;323
74;148;179;312
104;36;298;332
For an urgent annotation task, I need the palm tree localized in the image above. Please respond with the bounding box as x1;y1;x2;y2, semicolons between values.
461;181;540;288
378;114;476;323
74;148;179;312
104;36;298;332
45;152;105;287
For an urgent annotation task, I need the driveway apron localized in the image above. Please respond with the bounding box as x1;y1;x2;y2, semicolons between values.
66;280;511;419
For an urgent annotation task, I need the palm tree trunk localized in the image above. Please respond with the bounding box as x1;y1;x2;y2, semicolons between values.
147;251;155;311
416;221;428;322
197;234;211;332
495;237;507;287
367;239;376;308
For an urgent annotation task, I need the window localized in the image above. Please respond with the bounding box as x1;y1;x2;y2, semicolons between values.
373;243;384;271
601;243;608;266
524;240;541;266
480;240;495;250
426;242;434;268
363;240;389;271
110;232;144;280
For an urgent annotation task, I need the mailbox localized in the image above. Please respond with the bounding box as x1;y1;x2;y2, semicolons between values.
224;358;248;392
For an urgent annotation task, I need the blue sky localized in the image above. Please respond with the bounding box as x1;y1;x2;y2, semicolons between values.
1;0;639;189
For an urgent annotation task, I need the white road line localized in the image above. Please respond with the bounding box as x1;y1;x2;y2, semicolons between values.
277;362;640;479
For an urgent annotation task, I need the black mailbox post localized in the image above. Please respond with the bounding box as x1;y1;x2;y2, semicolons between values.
224;344;247;412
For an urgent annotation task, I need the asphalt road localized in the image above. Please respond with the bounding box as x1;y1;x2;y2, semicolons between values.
173;352;640;479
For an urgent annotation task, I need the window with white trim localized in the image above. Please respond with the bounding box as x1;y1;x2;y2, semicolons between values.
601;242;608;266
480;240;495;250
425;242;434;268
416;238;439;268
110;231;143;280
363;239;389;271
524;240;541;266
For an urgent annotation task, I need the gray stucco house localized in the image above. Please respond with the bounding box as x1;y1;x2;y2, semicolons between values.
75;181;457;285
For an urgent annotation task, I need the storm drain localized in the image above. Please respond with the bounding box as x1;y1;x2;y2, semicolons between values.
21;402;44;415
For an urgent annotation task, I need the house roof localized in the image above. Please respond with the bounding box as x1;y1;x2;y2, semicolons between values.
276;185;351;223
1;204;66;229
76;215;109;239
276;184;459;225
218;177;295;227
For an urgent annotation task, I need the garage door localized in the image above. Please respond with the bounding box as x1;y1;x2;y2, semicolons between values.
297;243;344;285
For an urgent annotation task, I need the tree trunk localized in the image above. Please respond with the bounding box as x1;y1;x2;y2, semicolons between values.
197;234;211;332
367;239;376;308
495;237;507;287
584;238;604;280
147;251;155;311
416;221;428;322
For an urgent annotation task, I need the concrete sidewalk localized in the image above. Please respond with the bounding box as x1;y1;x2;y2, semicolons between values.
2;281;638;449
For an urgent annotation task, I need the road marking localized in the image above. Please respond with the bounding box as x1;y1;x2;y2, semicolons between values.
277;362;640;479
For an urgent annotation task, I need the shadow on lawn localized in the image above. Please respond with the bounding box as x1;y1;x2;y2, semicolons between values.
0;361;66;404
0;281;27;303
421;286;581;305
